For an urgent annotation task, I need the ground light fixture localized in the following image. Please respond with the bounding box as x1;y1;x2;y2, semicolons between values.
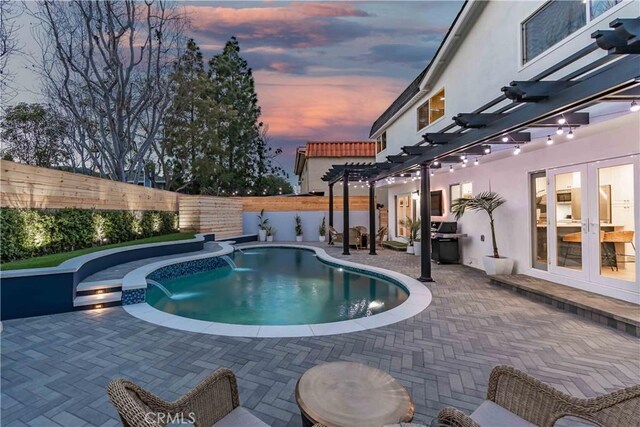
547;135;554;145
513;145;521;155
567;128;575;139
556;126;564;135
631;100;640;112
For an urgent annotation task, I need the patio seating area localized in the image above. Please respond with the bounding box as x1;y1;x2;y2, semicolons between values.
2;242;639;426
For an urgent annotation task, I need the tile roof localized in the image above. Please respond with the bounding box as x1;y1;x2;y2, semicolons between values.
305;141;375;157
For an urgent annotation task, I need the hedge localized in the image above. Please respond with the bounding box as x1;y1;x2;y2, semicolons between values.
0;208;178;262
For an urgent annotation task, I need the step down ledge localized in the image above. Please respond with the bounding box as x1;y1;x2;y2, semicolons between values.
76;279;123;292
74;292;122;307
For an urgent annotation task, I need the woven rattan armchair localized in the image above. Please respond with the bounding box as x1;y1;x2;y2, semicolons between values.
437;365;640;427
107;368;267;426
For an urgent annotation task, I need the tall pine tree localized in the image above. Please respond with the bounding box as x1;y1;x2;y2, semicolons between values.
162;39;222;193
208;37;283;195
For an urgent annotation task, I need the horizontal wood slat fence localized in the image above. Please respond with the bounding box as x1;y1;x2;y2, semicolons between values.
1;161;370;236
0;160;179;211
240;196;369;212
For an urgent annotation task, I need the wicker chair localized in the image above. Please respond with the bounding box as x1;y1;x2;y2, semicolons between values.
107;368;268;427
328;226;341;245
436;365;640;427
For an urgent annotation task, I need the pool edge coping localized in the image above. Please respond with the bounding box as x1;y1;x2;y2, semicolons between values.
123;243;432;338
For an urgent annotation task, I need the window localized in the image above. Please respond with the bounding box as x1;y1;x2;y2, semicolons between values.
522;1;586;63
449;182;472;208
429;89;445;123
416;88;446;131
590;0;621;19
417;101;429;131
376;132;387;153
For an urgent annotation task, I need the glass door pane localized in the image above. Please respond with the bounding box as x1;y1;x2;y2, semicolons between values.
595;163;636;283
531;172;548;270
554;171;584;270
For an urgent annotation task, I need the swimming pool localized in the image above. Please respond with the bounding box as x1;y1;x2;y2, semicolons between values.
146;247;409;325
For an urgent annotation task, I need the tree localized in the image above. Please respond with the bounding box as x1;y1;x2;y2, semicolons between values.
208;37;284;195
161;39;222;193
29;0;187;182
0;0;21;102
0;103;69;167
451;191;506;258
254;175;293;196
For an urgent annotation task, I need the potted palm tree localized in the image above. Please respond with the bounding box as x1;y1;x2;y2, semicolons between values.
266;225;276;242
295;214;303;242
399;217;421;254
318;217;326;242
451;191;513;275
257;209;269;242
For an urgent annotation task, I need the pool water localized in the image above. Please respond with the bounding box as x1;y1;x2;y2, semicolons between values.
146;247;409;325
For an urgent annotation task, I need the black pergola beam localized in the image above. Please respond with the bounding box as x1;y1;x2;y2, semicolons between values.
422;133;459;144
502;81;578;102
531;112;590;127
453;113;505;128
402;145;433;156
611;18;640;45
593;18;640;54
484;132;531;143
387;155;412;163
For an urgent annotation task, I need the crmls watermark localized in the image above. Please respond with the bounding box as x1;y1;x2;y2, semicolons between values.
144;412;196;424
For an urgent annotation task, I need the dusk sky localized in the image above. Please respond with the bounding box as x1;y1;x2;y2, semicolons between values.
9;1;463;183
182;1;463;181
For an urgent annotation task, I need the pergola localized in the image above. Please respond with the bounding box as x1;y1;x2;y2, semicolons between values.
322;16;640;283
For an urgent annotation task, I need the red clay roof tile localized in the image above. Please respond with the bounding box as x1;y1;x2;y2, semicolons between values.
305;141;375;158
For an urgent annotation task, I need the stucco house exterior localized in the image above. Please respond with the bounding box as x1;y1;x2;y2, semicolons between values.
295;141;375;196
362;0;639;303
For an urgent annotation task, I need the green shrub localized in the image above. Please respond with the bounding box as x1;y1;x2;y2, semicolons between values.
0;208;179;263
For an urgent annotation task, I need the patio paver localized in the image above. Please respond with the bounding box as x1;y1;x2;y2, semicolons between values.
2;242;639;426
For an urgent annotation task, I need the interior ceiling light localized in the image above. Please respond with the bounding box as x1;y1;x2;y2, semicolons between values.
484;146;491;154
547;135;553;145
449;165;454;172
556;126;564;135
513;145;521;155
501;135;509;143
474;158;479;166
558;116;566;125
567;128;575;139
631;100;640;112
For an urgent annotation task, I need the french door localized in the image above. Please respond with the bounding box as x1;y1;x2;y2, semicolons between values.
547;156;638;291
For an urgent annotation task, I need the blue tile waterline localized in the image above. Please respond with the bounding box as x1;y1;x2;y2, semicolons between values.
144;247;409;325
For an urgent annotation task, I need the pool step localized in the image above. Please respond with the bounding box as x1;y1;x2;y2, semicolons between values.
76;279;122;296
73;291;122;308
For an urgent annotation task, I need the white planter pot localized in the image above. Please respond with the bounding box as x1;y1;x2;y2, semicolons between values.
318;235;325;242
407;245;414;254
266;236;274;242
258;229;267;242
483;256;514;275
296;235;303;242
413;241;422;256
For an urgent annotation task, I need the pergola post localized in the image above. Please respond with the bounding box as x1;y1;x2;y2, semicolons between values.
328;183;334;244
342;171;350;255
418;163;434;282
368;181;376;255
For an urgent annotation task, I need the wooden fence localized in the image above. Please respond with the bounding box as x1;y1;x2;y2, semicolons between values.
179;196;243;238
0;160;178;211
240;196;369;212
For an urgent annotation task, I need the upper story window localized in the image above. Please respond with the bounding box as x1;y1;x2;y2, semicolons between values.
376;132;387;153
522;0;622;64
416;88;446;131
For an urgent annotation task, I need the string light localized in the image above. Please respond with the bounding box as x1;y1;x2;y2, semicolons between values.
463;157;468;164
556;126;564;135
460;154;467;161
513;145;521;155
547;135;553;145
430;170;434;177
630;100;640;112
474;158;479;166
501;135;509;143
433;160;439;166
483;146;491;154
558;116;566;125
449;165;454;172
567;128;575;139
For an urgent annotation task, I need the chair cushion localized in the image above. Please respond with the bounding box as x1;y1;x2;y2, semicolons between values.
213;407;269;427
470;401;536;427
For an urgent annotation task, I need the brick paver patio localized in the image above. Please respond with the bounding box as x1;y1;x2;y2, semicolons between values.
2;242;639;426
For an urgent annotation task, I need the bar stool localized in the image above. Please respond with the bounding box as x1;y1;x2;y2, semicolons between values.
602;230;635;271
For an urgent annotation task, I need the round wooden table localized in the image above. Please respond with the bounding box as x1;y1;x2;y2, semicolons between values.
295;361;414;427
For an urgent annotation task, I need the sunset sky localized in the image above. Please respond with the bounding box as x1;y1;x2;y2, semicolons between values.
183;1;463;181
9;1;463;182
